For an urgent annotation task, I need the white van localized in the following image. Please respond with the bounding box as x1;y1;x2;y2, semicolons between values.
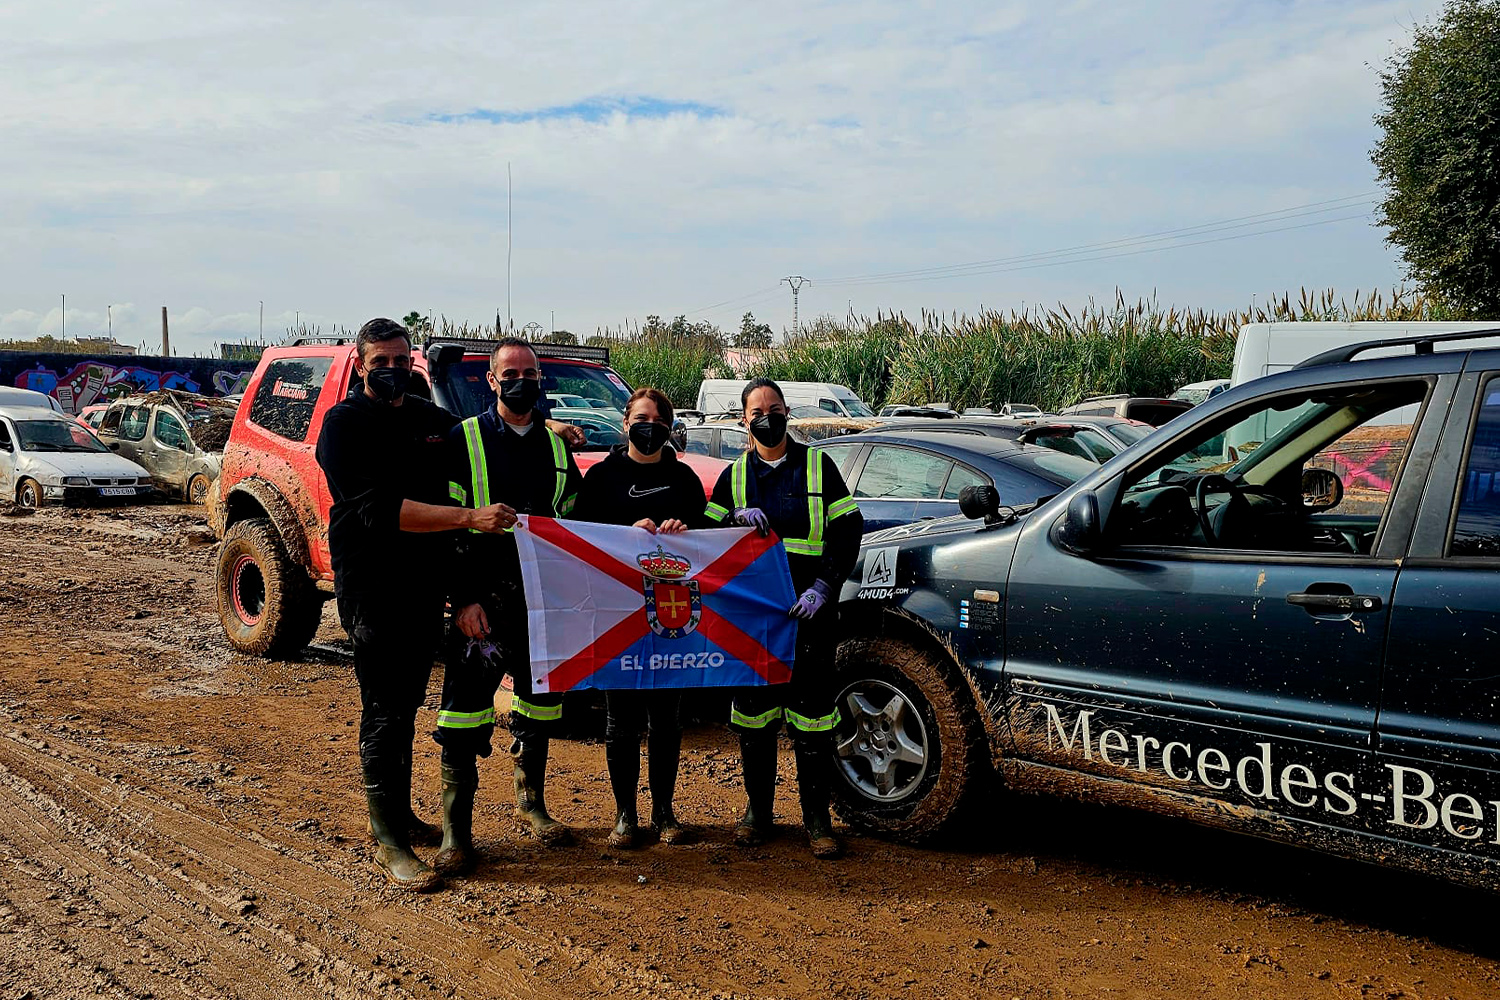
696;379;874;418
0;386;64;414
1230;321;1500;386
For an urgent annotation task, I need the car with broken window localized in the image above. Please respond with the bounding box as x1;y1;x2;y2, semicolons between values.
95;390;234;504
829;330;1500;891
0;405;155;508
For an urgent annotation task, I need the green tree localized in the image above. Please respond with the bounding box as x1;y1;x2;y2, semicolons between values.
402;311;432;335
735;311;773;348
1372;0;1500;315
543;329;578;345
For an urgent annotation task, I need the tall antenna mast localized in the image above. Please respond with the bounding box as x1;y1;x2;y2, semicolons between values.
781;275;809;337
506;162;513;330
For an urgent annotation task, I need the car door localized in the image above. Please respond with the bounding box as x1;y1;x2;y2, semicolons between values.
110;404;151;466
0;418;14;495
149;408;192;494
1004;363;1458;842
1376;357;1500;862
848;444;958;532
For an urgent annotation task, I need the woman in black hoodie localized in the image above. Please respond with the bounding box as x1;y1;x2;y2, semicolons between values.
573;387;708;847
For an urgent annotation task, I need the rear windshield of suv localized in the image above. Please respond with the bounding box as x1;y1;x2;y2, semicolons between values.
438;358;631;420
248;357;334;442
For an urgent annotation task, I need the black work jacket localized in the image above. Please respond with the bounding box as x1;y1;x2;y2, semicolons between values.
446;404;584;608
706;440;863;593
315;390;458;600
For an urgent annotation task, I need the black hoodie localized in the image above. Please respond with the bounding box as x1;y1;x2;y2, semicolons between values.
572;447;711;528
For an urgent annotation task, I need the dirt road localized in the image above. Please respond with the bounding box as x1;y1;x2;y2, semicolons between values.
1;504;1496;999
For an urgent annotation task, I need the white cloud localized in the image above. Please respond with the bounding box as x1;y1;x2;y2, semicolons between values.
0;0;1445;355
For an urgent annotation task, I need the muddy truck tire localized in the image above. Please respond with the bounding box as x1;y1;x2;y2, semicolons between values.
829;635;988;841
215;517;322;657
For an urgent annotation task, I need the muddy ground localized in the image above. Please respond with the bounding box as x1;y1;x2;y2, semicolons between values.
0;504;1496;1000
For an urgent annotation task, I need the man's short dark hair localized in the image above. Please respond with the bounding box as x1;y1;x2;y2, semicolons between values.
490;336;538;368
356;318;412;363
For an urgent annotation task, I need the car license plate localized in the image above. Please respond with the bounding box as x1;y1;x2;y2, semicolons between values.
98;487;135;496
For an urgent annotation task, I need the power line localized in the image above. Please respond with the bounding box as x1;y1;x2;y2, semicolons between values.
815;192;1379;287
683;285;784;317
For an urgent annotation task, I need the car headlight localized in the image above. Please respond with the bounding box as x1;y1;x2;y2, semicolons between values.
62;476;89;486
137;476;154;488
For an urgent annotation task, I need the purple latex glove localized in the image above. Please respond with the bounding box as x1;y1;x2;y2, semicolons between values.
733;506;771;536
789;580;832;620
465;637;503;668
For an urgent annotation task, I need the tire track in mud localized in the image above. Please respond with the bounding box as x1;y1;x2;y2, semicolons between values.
0;728;713;1000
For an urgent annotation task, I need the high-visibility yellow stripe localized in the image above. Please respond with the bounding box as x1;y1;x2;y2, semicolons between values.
547;430;569;514
704;502;730;523
437;708;496;729
461;417;489;534
827;496;859;520
729;705;782;729
513;698;563;721
449;482;468;503
786;708;841;733
730;454;749;509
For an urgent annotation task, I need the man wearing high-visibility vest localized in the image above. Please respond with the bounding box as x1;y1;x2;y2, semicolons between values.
704;377;863;859
435;337;585;874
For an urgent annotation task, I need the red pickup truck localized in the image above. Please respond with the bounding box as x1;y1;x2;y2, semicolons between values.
208;336;726;657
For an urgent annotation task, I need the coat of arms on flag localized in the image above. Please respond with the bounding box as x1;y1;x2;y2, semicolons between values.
514;516;799;692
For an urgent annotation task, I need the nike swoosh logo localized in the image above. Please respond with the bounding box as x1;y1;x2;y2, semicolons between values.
628;485;670;497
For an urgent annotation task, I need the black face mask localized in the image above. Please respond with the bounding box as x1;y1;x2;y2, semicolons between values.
749;411;788;447
628;420;671;456
365;367;410;403
497;376;542;415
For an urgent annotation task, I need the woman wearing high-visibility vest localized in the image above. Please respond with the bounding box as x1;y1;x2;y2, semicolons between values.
703;378;864;858
573;387;710;849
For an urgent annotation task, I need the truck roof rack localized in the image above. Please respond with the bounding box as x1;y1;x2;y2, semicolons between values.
288;336;354;346
421;335;610;365
1296;327;1500;369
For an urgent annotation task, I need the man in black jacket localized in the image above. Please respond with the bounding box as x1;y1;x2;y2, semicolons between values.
315;317;516;891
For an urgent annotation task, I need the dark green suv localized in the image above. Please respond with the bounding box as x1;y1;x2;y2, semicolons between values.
830;330;1500;891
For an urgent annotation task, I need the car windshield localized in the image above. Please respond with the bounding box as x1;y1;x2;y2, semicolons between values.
548;411;626;450
838;397;875;417
437;358;631;420
17;420;110;453
1106;421;1152;445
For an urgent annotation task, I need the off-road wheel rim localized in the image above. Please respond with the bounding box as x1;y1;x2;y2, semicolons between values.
17;482;39;509
231;553;266;627
833;678;931;803
189;476;209;505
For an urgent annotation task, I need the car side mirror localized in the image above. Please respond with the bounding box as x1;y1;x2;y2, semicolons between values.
1301;467;1343;511
1055;490;1102;555
958;484;1014;525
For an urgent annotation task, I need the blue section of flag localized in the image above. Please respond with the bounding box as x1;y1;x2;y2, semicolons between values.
573;542;798;691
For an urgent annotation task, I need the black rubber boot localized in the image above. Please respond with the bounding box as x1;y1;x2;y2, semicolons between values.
647;727;690;844
793;740;843;860
398;745;443;847
604;738;641;849
734;732;777;847
363;759;442;892
512;737;574;846
433;752;478;876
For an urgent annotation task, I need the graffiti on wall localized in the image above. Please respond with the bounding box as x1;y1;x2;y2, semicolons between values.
1;352;256;414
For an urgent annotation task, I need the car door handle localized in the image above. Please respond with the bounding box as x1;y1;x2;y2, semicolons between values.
1286;591;1382;613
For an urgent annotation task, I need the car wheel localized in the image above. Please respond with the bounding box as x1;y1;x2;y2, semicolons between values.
830;635;989;841
186;473;210;505
215;517;322;657
15;478;42;510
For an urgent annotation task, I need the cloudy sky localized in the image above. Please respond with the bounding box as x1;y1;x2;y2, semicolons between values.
0;0;1442;357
